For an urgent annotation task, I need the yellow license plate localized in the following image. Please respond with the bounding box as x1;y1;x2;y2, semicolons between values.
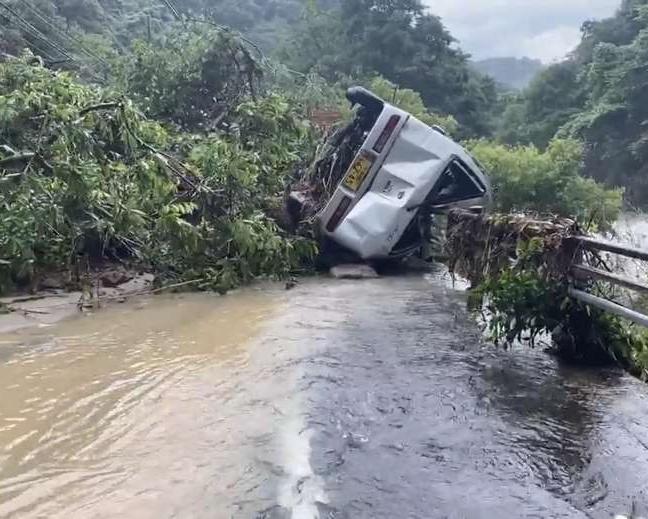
343;153;373;191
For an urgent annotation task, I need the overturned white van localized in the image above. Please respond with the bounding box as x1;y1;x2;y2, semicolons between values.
290;87;492;261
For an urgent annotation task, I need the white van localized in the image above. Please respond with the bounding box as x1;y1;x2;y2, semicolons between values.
290;87;491;261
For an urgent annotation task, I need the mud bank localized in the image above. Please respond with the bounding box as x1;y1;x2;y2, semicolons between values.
0;272;154;334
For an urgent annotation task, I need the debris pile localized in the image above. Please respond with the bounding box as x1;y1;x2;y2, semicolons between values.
445;208;582;287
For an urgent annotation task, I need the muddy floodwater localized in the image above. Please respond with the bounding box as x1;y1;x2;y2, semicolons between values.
1;272;648;518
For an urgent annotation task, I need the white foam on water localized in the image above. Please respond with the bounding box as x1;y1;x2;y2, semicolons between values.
277;409;328;519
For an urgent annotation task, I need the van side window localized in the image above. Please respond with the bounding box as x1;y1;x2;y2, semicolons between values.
433;158;487;206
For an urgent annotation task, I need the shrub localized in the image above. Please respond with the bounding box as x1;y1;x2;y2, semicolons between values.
468;138;623;230
0;54;317;294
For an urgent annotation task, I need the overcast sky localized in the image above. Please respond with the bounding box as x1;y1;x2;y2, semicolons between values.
423;0;621;63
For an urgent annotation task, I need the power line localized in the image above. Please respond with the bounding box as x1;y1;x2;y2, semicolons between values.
26;42;59;62
17;39;60;63
0;2;73;60
0;1;104;81
105;25;127;53
0;17;59;63
154;0;270;67
159;0;182;21
153;0;306;79
17;0;111;69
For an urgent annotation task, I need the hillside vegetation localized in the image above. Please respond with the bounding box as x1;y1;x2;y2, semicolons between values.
0;0;633;295
497;0;648;205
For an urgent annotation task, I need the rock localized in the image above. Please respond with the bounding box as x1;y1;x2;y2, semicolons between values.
330;264;379;280
99;270;133;288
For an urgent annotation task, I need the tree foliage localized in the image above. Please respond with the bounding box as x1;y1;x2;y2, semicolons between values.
0;0;637;299
2;0;498;138
472;57;544;91
469;139;623;230
561;3;648;203
122;28;262;130
497;61;586;148
497;0;648;206
0;53;316;293
281;0;497;137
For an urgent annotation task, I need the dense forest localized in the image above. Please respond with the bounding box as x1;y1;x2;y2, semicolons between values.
0;0;642;294
498;0;648;205
0;0;499;135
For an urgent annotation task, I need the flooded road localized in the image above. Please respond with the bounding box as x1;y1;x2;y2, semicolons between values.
1;273;647;518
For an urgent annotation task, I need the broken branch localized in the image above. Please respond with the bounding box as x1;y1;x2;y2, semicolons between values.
79;102;121;116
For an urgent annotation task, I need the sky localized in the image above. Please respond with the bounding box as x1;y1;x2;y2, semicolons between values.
423;0;621;63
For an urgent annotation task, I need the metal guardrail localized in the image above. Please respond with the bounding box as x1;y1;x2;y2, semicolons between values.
568;236;648;327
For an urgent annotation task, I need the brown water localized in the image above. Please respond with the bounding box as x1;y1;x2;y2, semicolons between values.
1;274;648;518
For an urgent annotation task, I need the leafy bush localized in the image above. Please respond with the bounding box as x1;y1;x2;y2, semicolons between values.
151;211;316;292
122;26;263;130
468;138;623;230
447;209;648;378
0;54;167;288
233;94;315;185
480;267;648;375
0;54;317;294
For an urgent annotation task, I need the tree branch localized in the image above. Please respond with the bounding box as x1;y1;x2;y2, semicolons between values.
79;102;120;116
0;152;35;167
0;152;53;175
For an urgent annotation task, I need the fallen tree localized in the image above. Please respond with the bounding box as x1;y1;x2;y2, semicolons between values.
0;50;318;295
